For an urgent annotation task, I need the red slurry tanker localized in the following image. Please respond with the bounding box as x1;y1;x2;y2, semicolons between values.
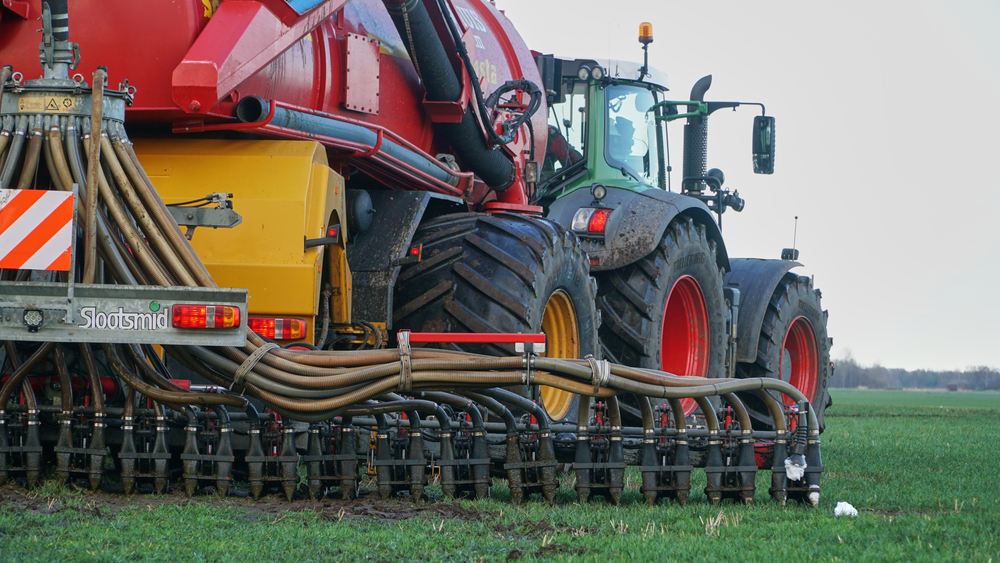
0;0;827;506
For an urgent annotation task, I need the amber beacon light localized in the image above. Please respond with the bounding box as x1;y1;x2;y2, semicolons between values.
639;22;654;45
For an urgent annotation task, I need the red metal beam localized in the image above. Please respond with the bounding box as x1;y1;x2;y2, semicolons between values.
171;0;348;114
401;331;546;344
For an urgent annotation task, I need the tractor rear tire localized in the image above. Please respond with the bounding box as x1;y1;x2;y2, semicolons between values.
595;217;728;423
736;274;832;432
393;212;599;423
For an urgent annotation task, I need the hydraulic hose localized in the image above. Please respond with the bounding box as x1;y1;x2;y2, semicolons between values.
0;342;55;412
16;116;42;190
478;389;549;431
102;133;196;287
85;133;174;285
52;347;73;416
637;395;654;431
420;391;484;430
42;124;63;191
47;124;74;191
2;342;40;416
751;389;787;432
101;344;248;410
667;398;686;430
381;0;515;189
595;374;818;432
695;397;718;432
344;399;452;431
116;128;216;287
0;66;11;123
82;67;105;283
461;391;517;432
0;116;27;188
65;125;138;284
78;344;105;413
234;99;461;190
47;0;69;41
0;116;13;166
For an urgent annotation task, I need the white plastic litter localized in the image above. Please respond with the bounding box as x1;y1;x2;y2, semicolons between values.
834;502;858;517
785;457;806;481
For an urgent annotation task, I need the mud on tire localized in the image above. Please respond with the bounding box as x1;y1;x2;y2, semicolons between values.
595;217;727;422
736;273;832;432
392;212;599;422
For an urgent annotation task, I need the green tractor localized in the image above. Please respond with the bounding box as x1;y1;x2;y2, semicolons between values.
533;27;832;430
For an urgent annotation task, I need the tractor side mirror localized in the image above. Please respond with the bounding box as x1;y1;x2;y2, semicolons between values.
752;116;775;174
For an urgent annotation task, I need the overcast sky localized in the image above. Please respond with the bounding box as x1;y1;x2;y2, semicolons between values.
496;0;1000;371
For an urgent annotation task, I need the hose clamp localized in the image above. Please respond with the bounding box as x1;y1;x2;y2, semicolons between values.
232;342;278;395
398;330;411;356
399;354;413;393
584;354;610;396
397;332;413;392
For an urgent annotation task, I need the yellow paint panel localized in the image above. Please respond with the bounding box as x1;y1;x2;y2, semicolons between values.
133;139;345;319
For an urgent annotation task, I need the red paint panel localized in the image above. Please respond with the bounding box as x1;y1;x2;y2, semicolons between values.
343;32;380;115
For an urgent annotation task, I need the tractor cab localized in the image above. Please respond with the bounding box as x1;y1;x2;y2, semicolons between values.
534;23;775;233
533;54;671;202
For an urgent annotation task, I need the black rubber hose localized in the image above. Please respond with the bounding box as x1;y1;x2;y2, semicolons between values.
478;388;549;432
0;116;28;189
461;391;517;432
381;0;514;189
420;391;483;430
752;389;787;432
0;342;55;411
344;400;452;431
66;119;137;284
47;0;70;41
636;395;654;431
211;405;231;425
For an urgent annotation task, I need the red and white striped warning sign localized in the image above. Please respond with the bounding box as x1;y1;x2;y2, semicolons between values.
0;189;74;271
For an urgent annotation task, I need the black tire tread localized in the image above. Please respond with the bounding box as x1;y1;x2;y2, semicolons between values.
736;273;832;431
596;217;727;374
393;212;599;422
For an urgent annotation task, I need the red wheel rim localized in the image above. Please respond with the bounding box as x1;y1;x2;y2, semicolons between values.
660;275;710;415
780;315;819;407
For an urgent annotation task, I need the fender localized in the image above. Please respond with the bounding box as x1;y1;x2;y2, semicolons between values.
724;258;801;364
547;186;730;272
347;191;466;327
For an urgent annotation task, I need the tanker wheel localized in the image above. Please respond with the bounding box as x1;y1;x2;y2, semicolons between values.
736;274;832;432
393;212;598;422
595;217;727;424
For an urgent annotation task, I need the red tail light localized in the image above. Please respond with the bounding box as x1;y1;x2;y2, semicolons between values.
249;317;306;340
588;209;611;233
172;305;240;329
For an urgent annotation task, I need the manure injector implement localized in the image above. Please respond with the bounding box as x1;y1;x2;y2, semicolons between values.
0;0;828;507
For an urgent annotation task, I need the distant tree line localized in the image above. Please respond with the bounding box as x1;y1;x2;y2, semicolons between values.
829;352;1000;390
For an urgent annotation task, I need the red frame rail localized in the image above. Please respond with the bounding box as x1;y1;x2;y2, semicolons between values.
397;330;546;353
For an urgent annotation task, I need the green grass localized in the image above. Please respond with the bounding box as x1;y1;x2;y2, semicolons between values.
831;388;1000;409
2;390;1000;562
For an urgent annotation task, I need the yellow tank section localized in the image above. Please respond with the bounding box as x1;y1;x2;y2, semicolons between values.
132;139;348;343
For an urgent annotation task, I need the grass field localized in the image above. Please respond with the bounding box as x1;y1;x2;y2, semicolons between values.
2;389;999;562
